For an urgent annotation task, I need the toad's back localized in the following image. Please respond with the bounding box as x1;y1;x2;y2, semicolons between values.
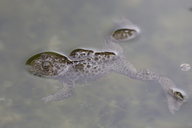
57;49;118;85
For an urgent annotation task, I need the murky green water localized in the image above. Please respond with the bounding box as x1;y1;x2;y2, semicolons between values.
0;0;192;128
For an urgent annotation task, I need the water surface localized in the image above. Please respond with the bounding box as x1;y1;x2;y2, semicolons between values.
0;0;192;128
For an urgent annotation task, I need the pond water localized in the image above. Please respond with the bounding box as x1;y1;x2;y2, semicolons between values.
0;0;192;128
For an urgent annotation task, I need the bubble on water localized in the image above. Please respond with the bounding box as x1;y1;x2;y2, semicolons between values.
180;63;191;71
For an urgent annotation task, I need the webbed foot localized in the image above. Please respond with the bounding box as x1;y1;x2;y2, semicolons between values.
166;88;187;114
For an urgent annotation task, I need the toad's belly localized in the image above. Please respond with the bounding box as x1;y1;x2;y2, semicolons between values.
56;68;111;85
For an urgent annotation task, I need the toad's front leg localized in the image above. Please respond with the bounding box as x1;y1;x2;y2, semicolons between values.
41;85;74;103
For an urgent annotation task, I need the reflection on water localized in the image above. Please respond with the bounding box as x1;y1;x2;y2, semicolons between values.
0;0;192;128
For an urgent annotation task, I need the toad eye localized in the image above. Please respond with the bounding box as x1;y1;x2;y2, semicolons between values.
42;61;52;70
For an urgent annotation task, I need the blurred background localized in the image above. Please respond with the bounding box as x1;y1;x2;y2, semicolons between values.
0;0;192;128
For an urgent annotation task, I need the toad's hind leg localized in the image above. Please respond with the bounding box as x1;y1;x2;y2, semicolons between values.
41;85;74;103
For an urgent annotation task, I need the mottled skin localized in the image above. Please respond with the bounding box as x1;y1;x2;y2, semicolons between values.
26;18;186;114
110;17;140;42
112;29;137;41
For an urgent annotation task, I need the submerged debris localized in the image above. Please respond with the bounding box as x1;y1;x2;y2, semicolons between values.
0;96;6;102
